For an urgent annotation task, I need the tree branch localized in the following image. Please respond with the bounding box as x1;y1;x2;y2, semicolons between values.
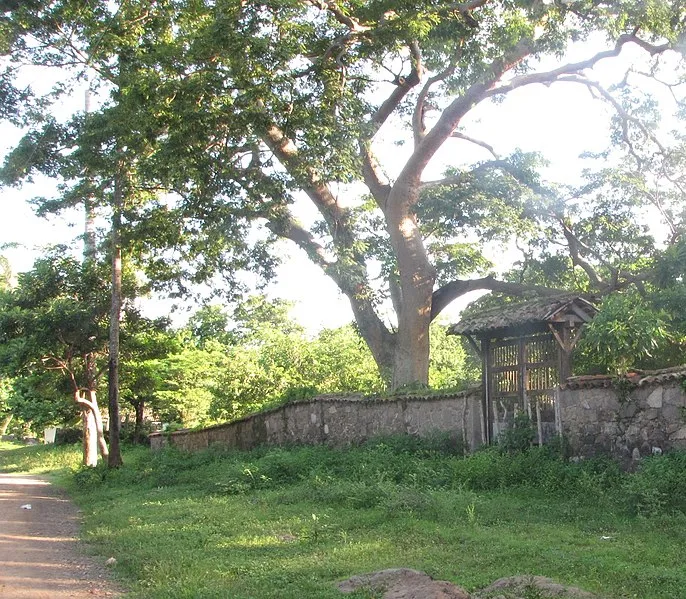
307;0;372;33
430;275;566;321
557;73;668;163
485;33;672;100
413;61;457;147
265;211;333;270
262;121;358;252
420;159;514;191
398;38;533;192
450;131;499;158
360;42;423;207
558;220;604;289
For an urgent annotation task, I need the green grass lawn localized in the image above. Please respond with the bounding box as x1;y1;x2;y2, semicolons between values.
2;438;686;598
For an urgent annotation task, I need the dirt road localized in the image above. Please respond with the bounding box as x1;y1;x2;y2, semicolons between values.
0;473;122;598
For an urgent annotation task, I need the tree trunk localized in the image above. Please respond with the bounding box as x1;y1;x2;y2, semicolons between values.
133;400;145;444
1;413;13;436
81;407;98;467
107;165;124;468
392;307;432;389
83;84;97;264
386;184;436;389
89;389;109;460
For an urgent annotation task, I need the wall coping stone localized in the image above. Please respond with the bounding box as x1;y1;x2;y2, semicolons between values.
563;365;686;390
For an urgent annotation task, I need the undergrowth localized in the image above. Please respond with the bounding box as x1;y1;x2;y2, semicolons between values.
63;435;686;518
4;437;686;598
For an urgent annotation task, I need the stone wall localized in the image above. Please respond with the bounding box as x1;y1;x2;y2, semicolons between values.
149;370;686;462
558;376;686;461
149;390;484;453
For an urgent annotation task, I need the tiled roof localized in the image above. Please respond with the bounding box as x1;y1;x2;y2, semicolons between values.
563;366;686;389
448;294;597;336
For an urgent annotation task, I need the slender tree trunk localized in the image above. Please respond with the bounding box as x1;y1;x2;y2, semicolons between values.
108;165;123;467
83;85;97;264
89;389;109;459
133;400;145;444
84;197;97;262
80;396;99;467
1;413;13;436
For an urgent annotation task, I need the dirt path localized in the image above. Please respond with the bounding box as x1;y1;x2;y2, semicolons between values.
0;473;123;598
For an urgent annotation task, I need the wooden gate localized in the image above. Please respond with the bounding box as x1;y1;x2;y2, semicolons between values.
487;334;559;444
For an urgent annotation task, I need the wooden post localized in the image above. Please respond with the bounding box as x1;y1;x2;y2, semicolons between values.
481;338;492;444
559;324;572;383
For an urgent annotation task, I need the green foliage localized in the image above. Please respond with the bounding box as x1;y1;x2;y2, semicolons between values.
497;413;536;454
153;344;225;427
622;452;686;517
429;322;480;390
574;292;674;374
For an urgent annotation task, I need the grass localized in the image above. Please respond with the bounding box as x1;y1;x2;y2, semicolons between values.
2;437;686;598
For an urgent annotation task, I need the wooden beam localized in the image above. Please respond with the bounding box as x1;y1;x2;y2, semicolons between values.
567;325;586;351
547;323;567;352
570;303;593;323
464;334;483;357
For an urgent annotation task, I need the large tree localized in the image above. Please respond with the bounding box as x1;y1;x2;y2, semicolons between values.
128;0;686;387
2;1;686;389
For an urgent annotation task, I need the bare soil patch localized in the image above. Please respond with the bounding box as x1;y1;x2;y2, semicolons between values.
0;473;123;599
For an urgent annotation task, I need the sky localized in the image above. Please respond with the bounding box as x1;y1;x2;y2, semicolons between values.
0;37;676;333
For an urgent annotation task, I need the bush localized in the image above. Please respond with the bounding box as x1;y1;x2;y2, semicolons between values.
55;427;82;445
623;451;686;516
497;412;536;454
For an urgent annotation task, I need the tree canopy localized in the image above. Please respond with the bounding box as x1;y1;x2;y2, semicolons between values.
1;0;686;391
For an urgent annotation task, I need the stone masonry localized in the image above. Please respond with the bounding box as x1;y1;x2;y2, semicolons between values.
150;370;686;462
149;390;485;453
558;376;686;462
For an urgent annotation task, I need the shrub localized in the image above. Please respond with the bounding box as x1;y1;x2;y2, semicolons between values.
623;451;686;516
55;427;82;445
498;412;536;454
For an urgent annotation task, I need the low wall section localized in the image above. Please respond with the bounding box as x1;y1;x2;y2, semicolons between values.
558;369;686;460
150;368;686;461
149;391;484;453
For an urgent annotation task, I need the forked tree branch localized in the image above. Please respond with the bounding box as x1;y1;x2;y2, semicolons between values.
361;42;423;206
398;38;533;192
413;62;457;146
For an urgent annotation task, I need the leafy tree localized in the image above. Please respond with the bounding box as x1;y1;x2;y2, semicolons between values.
0;376;14;436
0;254;111;465
309;325;384;394
429;322;480;390
154;341;227;427
187;305;232;349
119;313;179;442
2;0;685;392
574;292;674;375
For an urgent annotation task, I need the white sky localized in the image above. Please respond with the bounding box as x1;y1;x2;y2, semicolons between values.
0;38;678;333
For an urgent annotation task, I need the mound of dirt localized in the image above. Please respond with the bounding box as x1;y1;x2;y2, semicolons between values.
338;568;470;599
476;575;598;599
338;569;599;599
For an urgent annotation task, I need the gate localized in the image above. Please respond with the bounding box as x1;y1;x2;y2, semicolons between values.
487;334;559;444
